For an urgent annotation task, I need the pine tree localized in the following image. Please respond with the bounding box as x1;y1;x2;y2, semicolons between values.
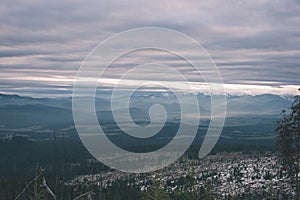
276;90;300;199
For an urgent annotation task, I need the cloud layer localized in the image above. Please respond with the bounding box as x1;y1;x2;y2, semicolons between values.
0;0;299;97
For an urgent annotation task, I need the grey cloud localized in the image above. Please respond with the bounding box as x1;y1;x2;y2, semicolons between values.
0;0;299;96
38;56;84;63
0;49;50;57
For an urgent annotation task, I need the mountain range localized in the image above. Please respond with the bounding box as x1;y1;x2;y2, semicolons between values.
0;92;292;129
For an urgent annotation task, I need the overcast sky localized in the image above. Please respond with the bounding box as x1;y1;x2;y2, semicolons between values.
0;0;299;97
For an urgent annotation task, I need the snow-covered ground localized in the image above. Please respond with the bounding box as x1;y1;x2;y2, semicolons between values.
66;152;294;198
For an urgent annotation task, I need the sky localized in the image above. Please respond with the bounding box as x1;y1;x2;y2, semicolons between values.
0;0;300;97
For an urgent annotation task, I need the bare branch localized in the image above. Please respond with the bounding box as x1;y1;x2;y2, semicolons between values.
73;191;95;200
42;177;56;200
14;174;42;200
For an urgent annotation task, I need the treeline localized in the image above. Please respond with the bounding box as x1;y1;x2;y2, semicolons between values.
0;134;108;199
0;134;278;199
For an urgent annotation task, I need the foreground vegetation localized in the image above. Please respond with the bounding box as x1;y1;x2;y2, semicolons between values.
0;134;285;200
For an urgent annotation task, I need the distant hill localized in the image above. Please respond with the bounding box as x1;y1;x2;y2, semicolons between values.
0;93;293;129
0;104;73;128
